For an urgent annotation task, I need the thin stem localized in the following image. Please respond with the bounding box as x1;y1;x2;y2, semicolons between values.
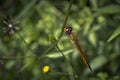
0;56;35;64
55;45;79;80
16;31;36;57
58;0;73;40
38;46;54;59
51;71;74;76
37;0;73;61
1;56;33;59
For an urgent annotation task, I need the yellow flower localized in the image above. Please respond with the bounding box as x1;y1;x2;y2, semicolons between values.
43;65;50;73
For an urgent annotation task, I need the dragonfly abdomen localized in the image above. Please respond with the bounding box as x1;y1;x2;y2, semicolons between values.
70;33;92;71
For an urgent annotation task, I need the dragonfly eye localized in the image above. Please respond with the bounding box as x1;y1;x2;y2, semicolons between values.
64;26;72;35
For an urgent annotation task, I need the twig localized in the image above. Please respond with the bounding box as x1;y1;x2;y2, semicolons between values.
58;0;73;40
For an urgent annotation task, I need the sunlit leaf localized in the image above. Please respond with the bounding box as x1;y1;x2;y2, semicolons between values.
5;60;16;69
84;56;107;75
107;26;120;42
88;32;97;46
97;5;120;14
91;56;107;69
47;49;73;58
97;72;108;79
48;34;58;46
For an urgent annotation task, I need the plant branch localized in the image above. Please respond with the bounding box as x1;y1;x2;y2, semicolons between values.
58;0;73;40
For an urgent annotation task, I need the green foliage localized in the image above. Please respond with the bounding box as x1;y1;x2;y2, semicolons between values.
0;0;120;80
107;26;120;42
97;5;120;14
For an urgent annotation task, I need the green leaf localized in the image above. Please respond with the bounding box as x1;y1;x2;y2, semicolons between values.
97;72;108;79
91;56;107;70
107;26;120;42
5;60;15;69
90;0;98;9
88;32;97;46
48;34;58;46
84;56;107;75
46;49;73;58
97;5;120;14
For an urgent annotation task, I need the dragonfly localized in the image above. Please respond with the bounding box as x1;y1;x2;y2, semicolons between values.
64;26;92;71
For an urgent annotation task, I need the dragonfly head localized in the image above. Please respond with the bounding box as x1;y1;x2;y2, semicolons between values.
64;26;72;35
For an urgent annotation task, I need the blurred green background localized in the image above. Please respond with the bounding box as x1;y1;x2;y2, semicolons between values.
0;0;120;80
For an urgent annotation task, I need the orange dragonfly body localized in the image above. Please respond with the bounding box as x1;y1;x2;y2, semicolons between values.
64;26;92;71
